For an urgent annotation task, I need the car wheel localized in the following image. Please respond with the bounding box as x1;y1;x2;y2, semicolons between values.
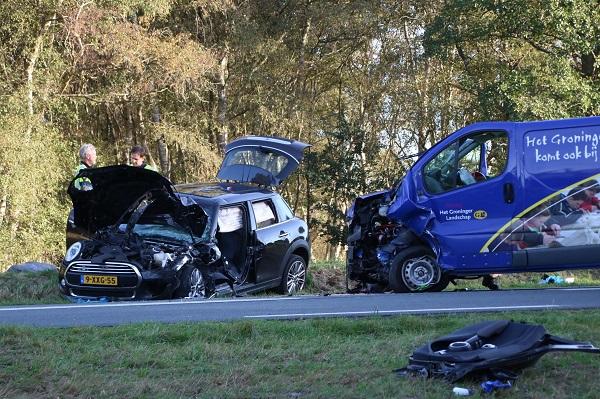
279;255;307;295
174;265;206;299
388;246;448;293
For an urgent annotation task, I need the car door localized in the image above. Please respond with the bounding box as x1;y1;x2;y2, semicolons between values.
251;198;290;284
416;129;516;273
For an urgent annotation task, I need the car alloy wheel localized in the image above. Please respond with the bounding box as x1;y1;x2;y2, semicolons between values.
284;255;306;295
175;265;206;299
187;267;205;298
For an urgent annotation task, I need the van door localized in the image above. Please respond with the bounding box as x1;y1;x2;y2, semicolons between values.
416;130;516;273
511;120;600;270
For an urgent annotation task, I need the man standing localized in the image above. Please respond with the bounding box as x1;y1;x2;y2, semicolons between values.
130;145;158;172
73;143;97;190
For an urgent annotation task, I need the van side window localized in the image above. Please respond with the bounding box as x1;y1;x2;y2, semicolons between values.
252;200;278;228
423;131;508;194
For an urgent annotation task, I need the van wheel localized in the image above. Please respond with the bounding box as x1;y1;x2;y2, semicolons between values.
389;247;448;293
278;255;307;295
174;265;206;298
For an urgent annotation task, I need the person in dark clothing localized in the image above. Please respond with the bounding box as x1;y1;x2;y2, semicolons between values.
548;187;588;226
512;206;559;249
130;145;158;172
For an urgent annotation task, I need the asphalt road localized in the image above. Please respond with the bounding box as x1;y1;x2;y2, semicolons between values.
2;287;600;328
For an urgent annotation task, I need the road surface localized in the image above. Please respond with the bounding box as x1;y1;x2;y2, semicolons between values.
1;287;599;327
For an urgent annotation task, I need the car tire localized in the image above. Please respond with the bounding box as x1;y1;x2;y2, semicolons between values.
174;265;206;299
388;246;448;293
278;255;307;295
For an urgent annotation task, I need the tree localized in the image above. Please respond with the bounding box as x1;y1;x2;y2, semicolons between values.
424;0;600;120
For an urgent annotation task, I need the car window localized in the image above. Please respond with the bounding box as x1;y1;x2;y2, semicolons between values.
224;148;289;175
252;200;278;228
218;205;245;233
272;195;294;221
423;131;508;194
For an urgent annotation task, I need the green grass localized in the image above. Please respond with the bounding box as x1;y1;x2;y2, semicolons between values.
308;260;600;293
1;311;599;398
1;262;599;306
0;270;67;305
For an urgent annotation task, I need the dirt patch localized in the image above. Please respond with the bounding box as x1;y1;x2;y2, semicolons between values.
308;267;346;294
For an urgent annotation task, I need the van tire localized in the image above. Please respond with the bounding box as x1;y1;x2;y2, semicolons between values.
389;246;448;293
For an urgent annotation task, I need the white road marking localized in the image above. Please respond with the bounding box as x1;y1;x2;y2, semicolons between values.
0;295;309;312
243;304;562;319
1;286;599;313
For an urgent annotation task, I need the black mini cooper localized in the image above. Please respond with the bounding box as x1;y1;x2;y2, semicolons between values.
59;136;311;300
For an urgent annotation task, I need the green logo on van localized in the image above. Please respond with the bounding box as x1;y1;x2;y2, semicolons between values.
474;210;487;220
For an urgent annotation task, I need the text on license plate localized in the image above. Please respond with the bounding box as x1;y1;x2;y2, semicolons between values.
81;275;118;286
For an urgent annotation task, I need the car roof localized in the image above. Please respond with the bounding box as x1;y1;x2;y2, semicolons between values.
175;182;276;205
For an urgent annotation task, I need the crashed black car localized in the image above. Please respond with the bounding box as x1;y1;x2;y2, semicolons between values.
59;136;311;300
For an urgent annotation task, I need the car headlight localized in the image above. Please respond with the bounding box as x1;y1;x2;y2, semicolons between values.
65;242;82;262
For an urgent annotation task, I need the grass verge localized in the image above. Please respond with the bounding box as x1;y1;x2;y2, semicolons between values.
0;270;67;305
306;260;600;293
1;310;599;398
1;261;599;305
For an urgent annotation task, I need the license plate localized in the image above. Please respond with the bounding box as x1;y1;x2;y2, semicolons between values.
81;274;118;286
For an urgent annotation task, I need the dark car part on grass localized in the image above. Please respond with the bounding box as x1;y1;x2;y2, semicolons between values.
346;116;600;293
60;136;311;300
395;319;600;383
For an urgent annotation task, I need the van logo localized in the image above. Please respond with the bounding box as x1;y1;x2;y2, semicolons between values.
474;210;487;220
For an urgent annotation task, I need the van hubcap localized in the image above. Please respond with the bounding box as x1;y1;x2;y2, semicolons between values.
402;256;441;291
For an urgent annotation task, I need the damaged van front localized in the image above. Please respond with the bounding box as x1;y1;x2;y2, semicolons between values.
347;116;600;293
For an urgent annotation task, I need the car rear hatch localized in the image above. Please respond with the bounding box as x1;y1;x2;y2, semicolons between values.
216;136;311;186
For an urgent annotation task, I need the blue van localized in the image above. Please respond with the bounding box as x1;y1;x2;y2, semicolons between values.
346;116;600;292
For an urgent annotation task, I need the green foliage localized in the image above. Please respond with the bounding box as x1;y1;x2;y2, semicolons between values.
308;113;381;244
424;0;600;120
0;0;598;264
0;96;71;270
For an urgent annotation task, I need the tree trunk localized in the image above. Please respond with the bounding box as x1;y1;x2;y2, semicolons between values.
26;20;53;139
217;51;229;153
581;53;595;77
157;137;170;178
177;143;188;183
0;194;7;228
151;106;170;177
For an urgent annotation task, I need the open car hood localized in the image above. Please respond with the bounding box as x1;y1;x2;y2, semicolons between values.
217;136;311;186
68;165;206;237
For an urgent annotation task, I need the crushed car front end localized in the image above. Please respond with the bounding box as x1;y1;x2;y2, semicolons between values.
59;228;218;300
60;165;220;300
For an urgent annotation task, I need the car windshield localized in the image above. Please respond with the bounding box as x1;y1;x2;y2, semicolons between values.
117;199;213;243
130;222;211;243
